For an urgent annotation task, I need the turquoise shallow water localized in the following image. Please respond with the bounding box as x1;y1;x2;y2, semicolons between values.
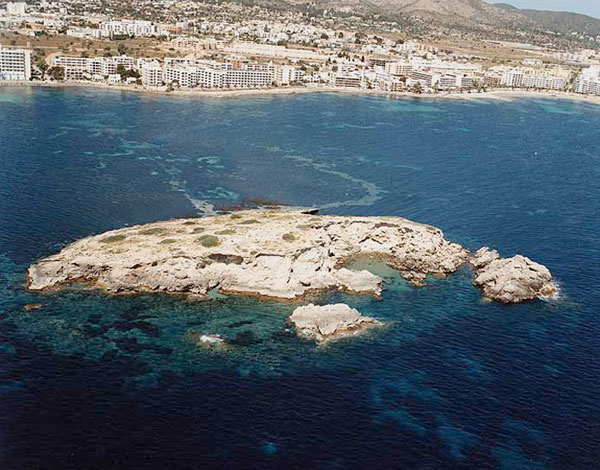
0;87;599;469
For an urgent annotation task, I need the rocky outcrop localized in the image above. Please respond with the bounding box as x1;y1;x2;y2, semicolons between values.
24;303;42;311
26;208;555;304
471;248;556;303
289;303;378;343
470;247;501;269
26;208;468;300
185;332;226;348
198;334;225;346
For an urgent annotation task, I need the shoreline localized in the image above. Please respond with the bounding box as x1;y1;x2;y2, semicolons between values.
2;79;600;105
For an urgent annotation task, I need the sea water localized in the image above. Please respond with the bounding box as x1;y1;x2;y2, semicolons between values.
0;87;599;468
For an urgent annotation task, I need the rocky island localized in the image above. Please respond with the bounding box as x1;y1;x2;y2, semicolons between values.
27;208;556;304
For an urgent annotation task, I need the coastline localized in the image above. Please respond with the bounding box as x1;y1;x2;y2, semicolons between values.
2;79;600;105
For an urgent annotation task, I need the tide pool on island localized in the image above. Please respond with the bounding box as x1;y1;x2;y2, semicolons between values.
1;87;599;469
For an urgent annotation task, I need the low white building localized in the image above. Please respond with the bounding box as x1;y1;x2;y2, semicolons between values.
107;74;121;84
100;20;159;38
0;43;31;80
522;58;543;67
67;27;102;40
171;37;223;51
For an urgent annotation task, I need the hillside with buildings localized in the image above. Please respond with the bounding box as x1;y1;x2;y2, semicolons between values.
243;0;600;45
2;0;600;100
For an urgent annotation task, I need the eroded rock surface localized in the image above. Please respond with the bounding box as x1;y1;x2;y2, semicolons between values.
472;249;556;303
26;209;555;304
27;209;468;299
289;303;378;342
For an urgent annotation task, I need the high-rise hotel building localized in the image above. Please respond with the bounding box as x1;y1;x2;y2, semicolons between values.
0;44;32;80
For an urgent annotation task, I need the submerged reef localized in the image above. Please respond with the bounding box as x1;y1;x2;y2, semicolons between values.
27;208;556;304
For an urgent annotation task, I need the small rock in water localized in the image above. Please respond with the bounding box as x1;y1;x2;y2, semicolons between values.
289;303;379;343
185;332;226;347
199;334;225;345
24;303;42;311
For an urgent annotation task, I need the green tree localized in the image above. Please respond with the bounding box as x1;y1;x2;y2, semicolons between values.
412;82;423;94
47;66;64;81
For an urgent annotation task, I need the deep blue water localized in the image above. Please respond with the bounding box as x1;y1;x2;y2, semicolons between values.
1;87;599;469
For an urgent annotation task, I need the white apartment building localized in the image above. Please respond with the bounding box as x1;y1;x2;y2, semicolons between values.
0;44;31;80
410;70;437;88
165;66;200;88
54;56;134;80
438;74;458;89
376;74;404;92
6;2;26;16
276;65;304;85
100;20;159;38
334;72;364;88
575;65;600;95
141;63;163;87
458;75;475;89
225;68;273;88
500;69;565;90
501;70;524;87
385;61;412;77
164;61;275;89
521;75;566;90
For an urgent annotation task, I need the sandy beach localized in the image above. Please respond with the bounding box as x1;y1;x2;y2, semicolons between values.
2;79;600;105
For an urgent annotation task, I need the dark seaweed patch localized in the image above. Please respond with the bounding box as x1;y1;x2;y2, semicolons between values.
230;330;262;347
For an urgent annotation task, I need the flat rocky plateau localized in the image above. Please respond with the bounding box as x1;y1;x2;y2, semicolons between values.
27;208;556;304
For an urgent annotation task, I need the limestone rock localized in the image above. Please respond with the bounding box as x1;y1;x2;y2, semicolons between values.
185;332;226;348
470;247;500;269
198;334;225;346
26;208;554;304
26;209;469;300
473;255;556;303
289;303;378;342
24;303;42;311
